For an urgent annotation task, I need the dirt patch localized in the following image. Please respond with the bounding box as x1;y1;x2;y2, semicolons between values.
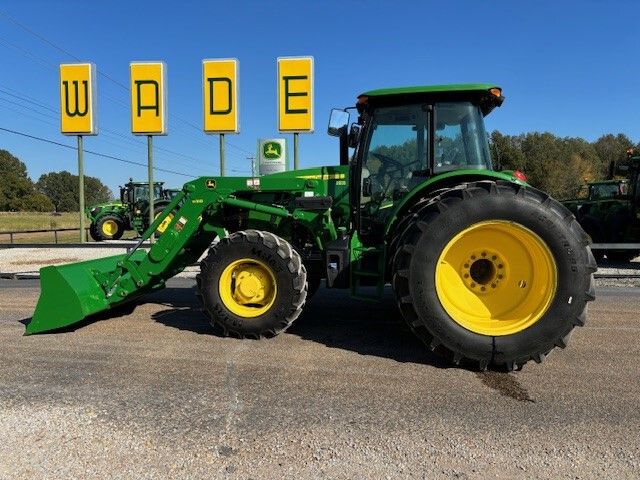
476;371;535;402
10;258;80;266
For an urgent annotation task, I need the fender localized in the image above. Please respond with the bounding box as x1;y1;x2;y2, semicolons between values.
383;169;525;239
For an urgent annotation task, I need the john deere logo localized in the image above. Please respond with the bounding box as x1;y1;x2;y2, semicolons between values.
263;141;282;159
205;179;217;189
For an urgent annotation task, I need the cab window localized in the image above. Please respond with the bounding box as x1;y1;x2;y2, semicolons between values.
434;102;492;172
361;104;428;216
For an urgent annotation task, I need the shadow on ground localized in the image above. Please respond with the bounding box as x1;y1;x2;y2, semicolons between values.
149;283;449;367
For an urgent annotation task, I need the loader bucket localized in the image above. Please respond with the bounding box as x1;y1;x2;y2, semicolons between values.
25;251;149;335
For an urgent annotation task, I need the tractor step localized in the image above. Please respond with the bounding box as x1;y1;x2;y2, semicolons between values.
350;240;385;301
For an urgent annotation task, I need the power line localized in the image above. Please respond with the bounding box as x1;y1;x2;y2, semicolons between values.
0;88;215;171
0;126;195;178
0;10;254;159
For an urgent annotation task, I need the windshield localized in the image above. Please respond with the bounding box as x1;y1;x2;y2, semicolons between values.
434;102;492;173
590;183;625;199
133;185;162;201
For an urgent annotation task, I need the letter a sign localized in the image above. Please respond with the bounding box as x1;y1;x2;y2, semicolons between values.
130;61;167;135
59;63;97;135
203;59;239;133
277;56;314;133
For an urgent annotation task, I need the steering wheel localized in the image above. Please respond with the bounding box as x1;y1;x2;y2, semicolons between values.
369;151;405;173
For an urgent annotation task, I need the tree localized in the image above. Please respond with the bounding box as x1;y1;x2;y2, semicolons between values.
36;171;112;212
593;134;634;177
0;149;52;211
490;131;526;171
489;132;602;200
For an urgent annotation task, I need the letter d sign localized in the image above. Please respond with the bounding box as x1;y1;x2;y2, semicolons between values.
203;59;239;133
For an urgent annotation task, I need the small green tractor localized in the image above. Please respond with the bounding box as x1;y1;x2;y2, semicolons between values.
87;179;175;241
562;150;640;262
28;84;596;370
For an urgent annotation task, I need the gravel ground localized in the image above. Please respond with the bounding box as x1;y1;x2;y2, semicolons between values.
0;280;639;479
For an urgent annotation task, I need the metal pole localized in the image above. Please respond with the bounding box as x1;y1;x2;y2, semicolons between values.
77;135;85;243
148;135;154;243
220;133;225;176
293;132;299;170
248;156;255;178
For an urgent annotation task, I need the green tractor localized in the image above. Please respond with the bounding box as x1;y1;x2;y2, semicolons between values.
87;179;175;241
562;150;640;262
28;84;596;370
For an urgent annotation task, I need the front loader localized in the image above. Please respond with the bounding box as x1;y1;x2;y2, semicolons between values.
27;84;596;370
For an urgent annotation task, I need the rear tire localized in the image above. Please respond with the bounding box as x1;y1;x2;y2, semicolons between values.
197;230;307;338
392;181;596;370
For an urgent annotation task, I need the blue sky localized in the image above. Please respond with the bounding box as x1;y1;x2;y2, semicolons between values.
1;0;640;194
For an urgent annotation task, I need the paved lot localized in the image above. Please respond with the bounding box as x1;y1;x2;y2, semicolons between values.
0;278;639;479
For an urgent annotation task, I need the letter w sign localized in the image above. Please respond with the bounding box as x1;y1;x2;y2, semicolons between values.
59;63;97;135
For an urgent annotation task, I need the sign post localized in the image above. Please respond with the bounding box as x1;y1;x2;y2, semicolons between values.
59;63;98;243
203;59;239;176
277;56;313;170
130;61;167;242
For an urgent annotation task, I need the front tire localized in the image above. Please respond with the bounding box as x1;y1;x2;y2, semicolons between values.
94;215;124;241
392;181;596;370
197;230;307;338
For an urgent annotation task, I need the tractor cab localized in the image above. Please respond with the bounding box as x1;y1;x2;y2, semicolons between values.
329;84;504;243
119;180;166;205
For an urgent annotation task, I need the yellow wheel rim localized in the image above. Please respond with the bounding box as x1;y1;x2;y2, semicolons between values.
101;220;118;236
155;212;174;234
218;258;277;318
435;220;557;336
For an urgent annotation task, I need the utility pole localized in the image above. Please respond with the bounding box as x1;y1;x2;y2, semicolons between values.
248;156;256;178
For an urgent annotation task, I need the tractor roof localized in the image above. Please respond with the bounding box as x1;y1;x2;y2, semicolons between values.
361;83;500;97
358;84;504;115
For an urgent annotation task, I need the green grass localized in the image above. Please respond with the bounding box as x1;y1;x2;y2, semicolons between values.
0;212;136;243
0;212;82;231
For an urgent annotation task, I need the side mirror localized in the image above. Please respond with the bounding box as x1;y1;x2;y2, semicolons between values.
328;109;350;137
348;123;362;148
127;188;135;204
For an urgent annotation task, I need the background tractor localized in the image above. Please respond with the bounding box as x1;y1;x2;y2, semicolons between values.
29;84;596;370
87;179;175;241
562;149;640;262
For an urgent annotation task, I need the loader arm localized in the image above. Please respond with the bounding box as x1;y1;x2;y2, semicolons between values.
26;175;340;334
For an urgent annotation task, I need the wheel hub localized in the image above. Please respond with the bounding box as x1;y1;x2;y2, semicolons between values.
461;251;506;294
435;220;557;336
234;267;269;304
102;220;117;236
219;259;277;317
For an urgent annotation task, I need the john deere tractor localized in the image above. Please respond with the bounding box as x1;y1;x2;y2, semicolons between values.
28;84;596;370
87;180;175;241
562;150;640;262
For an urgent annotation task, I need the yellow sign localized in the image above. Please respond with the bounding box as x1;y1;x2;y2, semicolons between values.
130;62;167;135
59;63;97;135
277;56;314;132
203;59;239;133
